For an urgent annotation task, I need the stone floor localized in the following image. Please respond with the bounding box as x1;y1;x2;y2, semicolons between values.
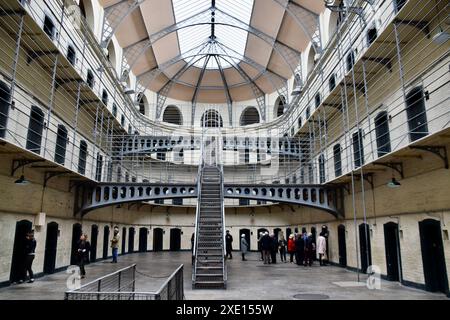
0;251;447;300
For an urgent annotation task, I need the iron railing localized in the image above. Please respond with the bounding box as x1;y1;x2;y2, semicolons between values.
65;264;184;300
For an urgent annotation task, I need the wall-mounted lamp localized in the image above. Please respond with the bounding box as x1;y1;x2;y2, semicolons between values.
387;177;401;188
14;174;29;185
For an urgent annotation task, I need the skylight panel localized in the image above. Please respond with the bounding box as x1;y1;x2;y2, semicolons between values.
172;0;254;69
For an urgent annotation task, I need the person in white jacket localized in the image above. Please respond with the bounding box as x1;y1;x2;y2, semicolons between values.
317;232;327;266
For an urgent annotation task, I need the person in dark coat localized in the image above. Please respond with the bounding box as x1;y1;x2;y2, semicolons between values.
278;235;287;263
24;231;37;283
257;232;264;260
304;233;314;267
77;234;91;279
270;234;278;264
225;230;233;259
295;233;305;266
261;232;272;264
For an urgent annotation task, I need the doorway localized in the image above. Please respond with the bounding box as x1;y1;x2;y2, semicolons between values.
257;228;269;252
239;229;251;251
170;228;181;251
286;227;292;240
153;228;164;251
128;227;135;253
70;223;82;265
103;225;110;259
419;219;448;293
121;227;127;254
0;81;11;138
337;224;347;267
406;86;428;142
384;222;401;281
273;228;282;241
139;227;148;252
10;220;32;283
43;222;58;274
359;223;372;273
90;225;98;263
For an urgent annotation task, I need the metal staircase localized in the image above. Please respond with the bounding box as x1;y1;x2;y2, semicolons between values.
192;132;227;289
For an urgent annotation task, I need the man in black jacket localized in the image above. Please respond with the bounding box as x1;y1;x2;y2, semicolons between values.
24;231;36;283
77;234;91;279
225;230;233;259
261;232;272;264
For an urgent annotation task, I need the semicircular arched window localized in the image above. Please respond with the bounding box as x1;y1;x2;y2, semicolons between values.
240;107;260;126
162;105;183;125
201;110;223;128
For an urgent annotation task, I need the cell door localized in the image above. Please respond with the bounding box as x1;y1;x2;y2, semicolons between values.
103;226;110;259
406;87;428;142
10;220;32;283
43;222;58;274
337;224;347;267
153;228;163;251
359;223;372;273
90;225;98;263
139;228;148;252
70;223;82;265
419;219;448;293
384;222;401;281
239;229;251;251
170;228;181;251
128;227;135;253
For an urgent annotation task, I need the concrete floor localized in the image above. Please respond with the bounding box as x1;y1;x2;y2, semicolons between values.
0;251;447;300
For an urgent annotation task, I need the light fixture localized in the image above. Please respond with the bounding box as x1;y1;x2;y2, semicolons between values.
15;174;29;185
387;177;401;188
432;0;449;45
124;87;135;95
324;0;335;5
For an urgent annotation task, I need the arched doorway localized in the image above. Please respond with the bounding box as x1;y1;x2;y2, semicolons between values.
406;86;428;142
139;227;148;252
384;222;401;282
337;224;347;267
0;81;11;138
359;223;372;273
128;227;135;253
26;106;45;154
10;220;32;283
273;228;282;241
121;227;127;254
153;228;163;251
257;228;269;252
239;229;251;251
170;228;181;251
419;219;448;293
286;228;292;240
43;222;58;274
70;223;82;265
103;226;110;259
90;225;98;263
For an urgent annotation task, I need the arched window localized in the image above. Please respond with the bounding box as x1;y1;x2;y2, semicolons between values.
67;45;76;66
406;86;428;142
112;103;117;117
319;154;326;184
86;70;94;88
201;110;223;127
315;93;321;108
307;47;316;76
163;105;183;125
101;89;108;106
329;74;336;91
121;114;125;127
298;117;302;128
95;153;103;181
306;106;311;119
346;50;355;72
106;41;116;70
26;106;45;154
79;0;95;31
0;81;11;138
292;73;302;94
352;129;364;168
333;144;342;177
78;140;87;175
240;107;260;126
43;15;56;40
138;94;147;116
54;124;68;165
367;27;377;46
275;96;286;118
374;111;391;156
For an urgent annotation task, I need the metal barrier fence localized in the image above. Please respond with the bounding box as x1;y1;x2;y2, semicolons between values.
64;264;184;300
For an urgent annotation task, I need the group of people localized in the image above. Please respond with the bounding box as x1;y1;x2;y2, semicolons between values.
224;226;329;266
76;226;120;278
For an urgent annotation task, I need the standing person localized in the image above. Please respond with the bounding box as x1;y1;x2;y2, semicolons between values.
278;234;287;263
304;233;314;267
270;234;278;264
24;231;36;283
321;225;329;265
287;234;296;263
258;232;264;260
317;231;327;266
110;227;120;263
240;234;248;261
295;233;304;266
225;230;233;259
261;232;272;264
77;234;90;279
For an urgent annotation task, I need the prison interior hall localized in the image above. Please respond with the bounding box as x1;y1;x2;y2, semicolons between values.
0;0;449;302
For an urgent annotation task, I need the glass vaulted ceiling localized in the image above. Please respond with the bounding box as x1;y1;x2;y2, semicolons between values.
172;0;254;69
